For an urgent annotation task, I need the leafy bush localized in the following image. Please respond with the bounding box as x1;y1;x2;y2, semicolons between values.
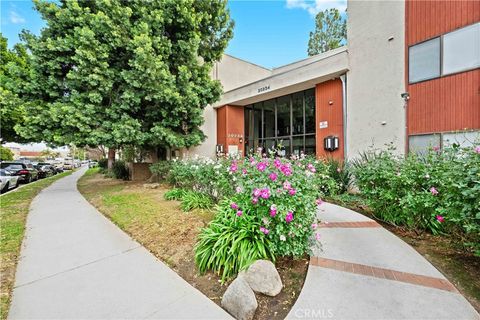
0;146;14;161
112;160;129;180
195;153;327;279
164;188;187;201
195;200;276;280
98;158;108;169
150;161;173;181
325;158;352;194
353;144;480;255
180;191;213;211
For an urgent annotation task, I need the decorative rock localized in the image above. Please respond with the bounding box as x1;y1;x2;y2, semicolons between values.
143;183;159;189
221;277;257;320
243;260;282;296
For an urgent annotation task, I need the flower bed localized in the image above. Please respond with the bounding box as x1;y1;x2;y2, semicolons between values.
352;144;480;255
152;154;338;280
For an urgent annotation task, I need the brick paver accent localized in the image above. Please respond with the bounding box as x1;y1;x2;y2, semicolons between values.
319;221;381;228
310;257;458;293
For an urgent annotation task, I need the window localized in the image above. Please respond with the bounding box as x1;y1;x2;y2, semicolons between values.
292;92;304;135
409;134;441;155
409;38;440;83
276;96;290;136
244;88;316;156
409;23;480;83
443;23;480;75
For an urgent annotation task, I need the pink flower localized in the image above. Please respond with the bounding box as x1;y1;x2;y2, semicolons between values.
307;163;316;173
242;168;247;175
230;203;238;210
230;164;237;172
257;162;267;172
260;188;270;199
252;198;258;204
475;146;480;154
236;210;243;217
249;157;256;165
285;211;294;223
433;146;440;152
289;188;296;196
253;188;261;197
260;226;269;235
436;215;444;223
315;233;321;241
274;159;281;168
235;186;243;193
270;205;277;217
311;223;318;229
280;164;292;176
269;172;278;181
283;181;291;190
337;168;341;173
316;198;324;206
430;187;439;195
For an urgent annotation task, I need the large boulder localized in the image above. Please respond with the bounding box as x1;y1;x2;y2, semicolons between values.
221;277;257;320
243;260;282;296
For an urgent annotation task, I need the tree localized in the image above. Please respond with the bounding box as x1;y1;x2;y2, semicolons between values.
18;0;234;167
0;34;31;143
307;8;347;56
0;146;14;161
41;148;60;160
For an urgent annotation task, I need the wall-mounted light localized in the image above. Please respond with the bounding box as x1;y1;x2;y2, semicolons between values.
239;137;243;144
401;92;410;101
328;100;334;105
388;36;394;41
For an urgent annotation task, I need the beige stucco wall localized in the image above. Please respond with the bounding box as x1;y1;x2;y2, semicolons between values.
346;0;406;159
188;54;273;158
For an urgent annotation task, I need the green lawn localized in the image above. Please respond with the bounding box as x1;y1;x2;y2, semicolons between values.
0;171;74;320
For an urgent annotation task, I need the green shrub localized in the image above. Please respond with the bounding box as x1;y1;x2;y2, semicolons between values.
150;161;173;181
98;158;108;169
353;144;480;255
112;160;129;180
194;153;327;280
164;188;187;201
195;200;276;281
180;191;213;211
325;157;352;194
0;146;14;161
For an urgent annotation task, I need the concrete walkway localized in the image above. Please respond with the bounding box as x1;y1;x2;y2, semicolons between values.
287;202;479;320
9;167;231;319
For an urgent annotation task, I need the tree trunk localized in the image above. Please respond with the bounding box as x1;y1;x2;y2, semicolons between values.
108;148;116;170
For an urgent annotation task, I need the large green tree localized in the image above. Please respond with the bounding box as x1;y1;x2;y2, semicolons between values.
19;0;233;163
0;34;31;143
308;8;346;56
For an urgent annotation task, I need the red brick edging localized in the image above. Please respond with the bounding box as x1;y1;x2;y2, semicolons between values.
319;221;381;228
310;257;458;293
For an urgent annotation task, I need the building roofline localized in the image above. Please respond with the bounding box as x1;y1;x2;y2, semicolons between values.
222;47;348;94
222;53;271;71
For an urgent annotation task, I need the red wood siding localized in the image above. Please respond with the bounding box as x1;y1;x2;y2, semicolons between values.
406;0;480;135
406;0;480;45
408;70;480;134
216;105;245;155
315;79;344;160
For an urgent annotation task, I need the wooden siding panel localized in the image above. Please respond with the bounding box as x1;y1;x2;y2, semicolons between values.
408;70;480;134
217;105;245;155
315;79;344;160
406;0;480;135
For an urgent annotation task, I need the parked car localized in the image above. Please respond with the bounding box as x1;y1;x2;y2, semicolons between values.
36;162;60;174
0;169;20;193
63;157;74;170
0;162;39;183
88;161;98;168
35;164;55;179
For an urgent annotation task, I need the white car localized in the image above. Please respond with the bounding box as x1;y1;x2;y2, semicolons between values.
0;169;20;193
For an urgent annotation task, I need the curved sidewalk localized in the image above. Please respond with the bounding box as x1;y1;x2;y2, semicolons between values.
8;167;231;319
288;202;479;320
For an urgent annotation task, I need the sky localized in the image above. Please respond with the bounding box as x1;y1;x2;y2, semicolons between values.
1;0;346;69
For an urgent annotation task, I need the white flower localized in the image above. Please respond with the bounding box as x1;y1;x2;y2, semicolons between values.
280;235;286;241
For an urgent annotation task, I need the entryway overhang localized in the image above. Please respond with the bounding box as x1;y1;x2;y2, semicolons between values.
214;47;349;108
